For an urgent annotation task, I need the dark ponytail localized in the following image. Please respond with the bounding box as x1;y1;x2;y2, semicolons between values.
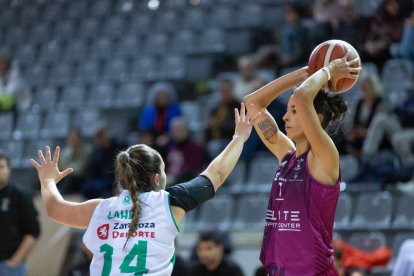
313;91;348;136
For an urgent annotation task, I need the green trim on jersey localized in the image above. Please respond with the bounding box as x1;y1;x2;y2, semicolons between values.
171;252;176;267
168;195;180;232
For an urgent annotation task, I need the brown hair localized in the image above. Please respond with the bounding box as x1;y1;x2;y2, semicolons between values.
115;144;162;249
313;91;349;135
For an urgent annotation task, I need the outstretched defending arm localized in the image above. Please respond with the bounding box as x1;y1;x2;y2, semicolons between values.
31;146;103;228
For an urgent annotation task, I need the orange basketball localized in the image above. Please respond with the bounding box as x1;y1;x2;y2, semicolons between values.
308;40;360;93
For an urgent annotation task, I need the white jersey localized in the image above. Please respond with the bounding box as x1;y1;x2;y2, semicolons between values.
83;190;179;276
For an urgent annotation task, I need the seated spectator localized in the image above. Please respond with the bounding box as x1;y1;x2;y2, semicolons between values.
205;78;240;159
0;52;31;113
58;128;92;194
165;118;206;186
190;231;244;276
345;72;391;159
82;124;126;198
138;82;182;154
313;0;343;36
362;0;405;70
233;56;263;102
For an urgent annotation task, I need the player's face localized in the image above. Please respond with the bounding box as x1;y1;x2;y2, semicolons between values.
283;97;303;140
0;159;11;188
197;241;223;266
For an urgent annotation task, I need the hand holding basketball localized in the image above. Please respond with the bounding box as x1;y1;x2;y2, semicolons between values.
328;51;361;86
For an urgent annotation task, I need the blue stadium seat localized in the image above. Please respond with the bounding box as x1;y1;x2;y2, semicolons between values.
183;8;206;31
155;10;181;33
73;60;101;83
62;40;89;62
350;191;393;229
22;139;54;168
78;18;102;38
90;37;115;59
382;59;414;88
247;155;279;192
334;192;352;230
199;28;226;53
90;0;113;17
103;16;128;38
26;64;48;86
130;14;153;34
225;160;247;191
144;33;170;55
48;63;74;85
339;154;359;183
39;41;62;63
208;6;237;29
29;23;51;44
236;4;264;28
131;57;158;81
59;85;86;110
116;35;142;57
53;20;76;41
102;58;129;81
0;112;14;141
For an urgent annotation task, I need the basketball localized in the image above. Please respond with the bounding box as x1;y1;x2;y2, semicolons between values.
308;40;361;93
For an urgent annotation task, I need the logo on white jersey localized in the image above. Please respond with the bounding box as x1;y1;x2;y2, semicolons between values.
97;224;110;240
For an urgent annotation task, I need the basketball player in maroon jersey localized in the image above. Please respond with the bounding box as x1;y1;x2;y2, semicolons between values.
244;52;360;275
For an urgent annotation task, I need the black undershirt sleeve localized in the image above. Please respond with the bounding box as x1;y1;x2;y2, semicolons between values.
166;175;215;212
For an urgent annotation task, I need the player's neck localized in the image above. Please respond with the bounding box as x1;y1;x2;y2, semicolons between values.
294;140;310;157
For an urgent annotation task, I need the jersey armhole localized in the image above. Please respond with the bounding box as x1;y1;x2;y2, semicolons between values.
82;201;104;250
167;194;180;233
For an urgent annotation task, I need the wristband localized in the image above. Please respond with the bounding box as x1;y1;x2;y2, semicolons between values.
321;67;331;81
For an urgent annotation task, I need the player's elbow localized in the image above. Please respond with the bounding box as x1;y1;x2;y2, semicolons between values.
202;165;226;191
292;87;311;102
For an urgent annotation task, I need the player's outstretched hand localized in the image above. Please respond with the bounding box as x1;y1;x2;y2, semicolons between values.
328;51;361;80
30;146;73;185
233;102;261;142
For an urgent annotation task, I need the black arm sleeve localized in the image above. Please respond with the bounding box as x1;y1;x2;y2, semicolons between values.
166;175;215;212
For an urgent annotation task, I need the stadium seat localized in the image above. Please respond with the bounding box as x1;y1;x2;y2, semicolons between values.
130;14;153;34
86;83;114;108
263;5;284;28
353;0;383;17
144;33;170;55
0;140;23;168
339;154;359;183
73;60;101;83
90;0;113;17
0;112;14;140
350;191;393;229
14;112;41;139
102;58;129;81
208;6;237;29
53;20;76;41
33;87;58;111
39;41;62;63
29;23;51;43
236;4;264;28
247;155;279;192
90;37;115;59
59;85;86;110
62;40;88;62
195;195;235;231
116;35;142;57
180;208;199;232
186;56;213;81
49;63;74;85
131;57;158;81
26;64;48;86
199;28;226;53
233;193;268;230
15;44;38;66
66;1;88;19
155;10;181;33
103;16;127;38
73;110;101;137
78;18;102;39
225;159;247;191
381;59;414;88
40;111;70;139
159;55;187;80
183;8;206;31
334;192;352;230
226;30;254;54
349;232;387;252
114;82;146;108
171;30;198;54
392;195;414;230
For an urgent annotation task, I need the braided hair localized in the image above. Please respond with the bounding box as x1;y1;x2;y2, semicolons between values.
115;144;162;249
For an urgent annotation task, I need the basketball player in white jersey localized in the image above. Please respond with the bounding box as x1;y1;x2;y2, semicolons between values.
31;103;259;276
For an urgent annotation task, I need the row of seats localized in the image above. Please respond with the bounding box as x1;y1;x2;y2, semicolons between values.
181;190;414;232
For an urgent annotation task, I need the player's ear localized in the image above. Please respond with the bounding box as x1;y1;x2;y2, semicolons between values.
151;174;160;189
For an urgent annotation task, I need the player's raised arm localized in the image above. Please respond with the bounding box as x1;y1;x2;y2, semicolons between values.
31;146;103;228
244;67;308;162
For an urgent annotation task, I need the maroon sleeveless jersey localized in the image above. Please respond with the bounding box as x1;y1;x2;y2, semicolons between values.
260;151;340;276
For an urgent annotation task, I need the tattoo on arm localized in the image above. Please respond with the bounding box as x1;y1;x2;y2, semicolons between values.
258;119;278;143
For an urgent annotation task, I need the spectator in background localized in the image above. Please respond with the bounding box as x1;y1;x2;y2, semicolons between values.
334;0;371;55
313;0;343;36
233;56;263;102
390;11;414;64
0;153;40;276
190;231;244;276
165;117;206;186
205;78;240;159
82;124;125;198
138;82;182;154
363;0;405;70
345;72;391;159
58;128;92;194
276;4;310;68
0;53;31;113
